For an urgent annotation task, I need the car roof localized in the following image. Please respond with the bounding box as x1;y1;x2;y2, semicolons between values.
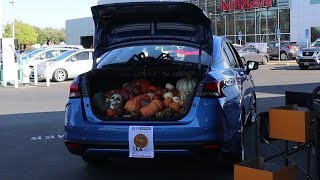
45;45;85;49
97;0;187;5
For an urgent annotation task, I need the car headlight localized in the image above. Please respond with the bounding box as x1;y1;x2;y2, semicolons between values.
297;51;302;57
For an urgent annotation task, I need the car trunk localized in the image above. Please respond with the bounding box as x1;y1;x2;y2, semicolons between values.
84;1;213;121
85;61;208;121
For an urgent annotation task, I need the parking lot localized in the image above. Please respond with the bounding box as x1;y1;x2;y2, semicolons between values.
0;63;319;180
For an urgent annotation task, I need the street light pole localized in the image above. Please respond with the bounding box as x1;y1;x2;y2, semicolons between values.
9;0;18;88
9;1;16;40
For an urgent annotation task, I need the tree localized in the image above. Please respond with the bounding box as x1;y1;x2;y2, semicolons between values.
42;27;65;45
34;26;46;45
3;20;65;48
3;20;38;47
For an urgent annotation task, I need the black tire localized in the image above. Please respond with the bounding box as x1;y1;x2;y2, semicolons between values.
299;64;309;70
53;69;67;82
280;52;288;61
82;155;108;166
241;57;246;65
261;56;268;65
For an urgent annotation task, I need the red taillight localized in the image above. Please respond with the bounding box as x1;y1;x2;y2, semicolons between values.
288;45;293;49
65;142;81;149
69;82;81;98
201;144;220;149
202;81;225;98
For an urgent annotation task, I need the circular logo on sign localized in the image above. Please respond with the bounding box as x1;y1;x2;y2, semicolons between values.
134;134;148;148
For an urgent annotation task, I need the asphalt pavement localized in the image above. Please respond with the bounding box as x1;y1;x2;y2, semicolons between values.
0;64;319;180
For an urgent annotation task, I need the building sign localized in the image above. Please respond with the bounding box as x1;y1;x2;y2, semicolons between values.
221;0;272;12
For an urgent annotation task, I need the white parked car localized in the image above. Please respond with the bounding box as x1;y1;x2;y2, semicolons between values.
23;47;71;69
31;49;94;82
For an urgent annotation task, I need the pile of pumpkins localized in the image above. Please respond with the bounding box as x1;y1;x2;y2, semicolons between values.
93;76;198;118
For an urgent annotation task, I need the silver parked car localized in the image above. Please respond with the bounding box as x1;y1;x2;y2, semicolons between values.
31;49;94;82
296;38;320;70
236;46;269;65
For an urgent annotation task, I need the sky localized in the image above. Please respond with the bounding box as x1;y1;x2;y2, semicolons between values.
1;0;97;29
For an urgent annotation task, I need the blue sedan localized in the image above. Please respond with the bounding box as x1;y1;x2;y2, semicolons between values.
64;1;258;164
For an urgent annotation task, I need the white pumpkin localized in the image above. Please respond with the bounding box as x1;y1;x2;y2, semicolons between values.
176;77;198;92
163;91;173;99
165;83;174;91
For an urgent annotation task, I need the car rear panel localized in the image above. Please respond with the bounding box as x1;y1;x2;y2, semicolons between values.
65;95;222;143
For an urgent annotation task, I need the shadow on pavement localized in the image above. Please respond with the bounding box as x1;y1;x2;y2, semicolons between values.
270;65;320;71
255;82;320;96
78;158;232;180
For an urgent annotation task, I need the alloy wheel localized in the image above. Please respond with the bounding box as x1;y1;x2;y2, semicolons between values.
280;53;288;61
54;69;67;82
262;56;268;65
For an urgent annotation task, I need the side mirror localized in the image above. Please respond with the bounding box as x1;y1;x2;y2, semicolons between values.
71;57;76;62
256;50;260;53
246;61;259;74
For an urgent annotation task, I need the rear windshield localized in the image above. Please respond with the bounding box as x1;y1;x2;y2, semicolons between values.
312;40;320;47
96;45;211;68
289;42;299;46
52;50;77;61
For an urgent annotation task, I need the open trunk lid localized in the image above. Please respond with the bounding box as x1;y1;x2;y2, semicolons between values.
91;1;213;62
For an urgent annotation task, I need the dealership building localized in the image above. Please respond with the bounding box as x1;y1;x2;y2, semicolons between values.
66;0;320;48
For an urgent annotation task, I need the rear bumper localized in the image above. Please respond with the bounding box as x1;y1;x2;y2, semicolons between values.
64;140;220;157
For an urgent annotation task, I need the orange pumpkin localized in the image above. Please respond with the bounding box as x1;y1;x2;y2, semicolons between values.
124;94;150;112
170;89;179;97
140;99;164;117
106;108;116;117
163;98;173;108
131;79;151;93
148;85;157;93
169;102;179;112
105;89;120;98
179;100;184;108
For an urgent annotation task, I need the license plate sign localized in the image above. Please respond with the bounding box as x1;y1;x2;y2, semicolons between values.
129;126;154;158
304;62;310;66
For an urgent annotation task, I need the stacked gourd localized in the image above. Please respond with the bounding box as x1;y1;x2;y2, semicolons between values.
95;77;198;118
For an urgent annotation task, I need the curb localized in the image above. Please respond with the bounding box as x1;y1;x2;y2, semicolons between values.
267;61;296;65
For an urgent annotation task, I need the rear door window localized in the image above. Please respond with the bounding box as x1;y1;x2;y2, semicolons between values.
247;47;257;53
223;42;239;68
45;50;59;58
75;52;90;60
227;42;244;68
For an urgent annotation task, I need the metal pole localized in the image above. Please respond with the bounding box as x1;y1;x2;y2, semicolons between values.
278;7;281;61
14;61;18;88
0;0;3;38
278;37;281;61
9;1;16;40
34;65;38;85
46;62;50;87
